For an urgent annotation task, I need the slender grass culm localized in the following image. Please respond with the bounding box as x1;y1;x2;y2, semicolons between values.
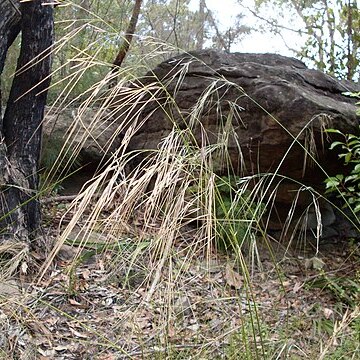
1;2;359;358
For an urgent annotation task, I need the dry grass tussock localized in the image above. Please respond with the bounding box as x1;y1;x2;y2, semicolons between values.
1;36;359;359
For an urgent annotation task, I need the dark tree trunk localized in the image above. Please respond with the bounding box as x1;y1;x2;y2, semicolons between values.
0;0;54;244
0;0;21;120
110;0;142;86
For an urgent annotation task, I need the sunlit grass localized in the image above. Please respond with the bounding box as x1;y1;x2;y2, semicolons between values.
1;2;360;358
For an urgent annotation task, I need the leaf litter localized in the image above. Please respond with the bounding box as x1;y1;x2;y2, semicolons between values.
0;199;359;359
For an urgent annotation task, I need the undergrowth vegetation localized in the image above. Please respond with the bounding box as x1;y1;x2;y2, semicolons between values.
40;134;84;195
36;49;360;357
1;2;360;359
187;175;265;252
325;125;360;217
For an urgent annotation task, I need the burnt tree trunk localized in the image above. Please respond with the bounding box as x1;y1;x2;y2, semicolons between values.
0;0;21;120
0;0;54;245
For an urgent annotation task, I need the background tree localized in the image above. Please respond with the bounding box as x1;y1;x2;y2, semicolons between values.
138;0;250;57
207;9;250;53
1;0;253;105
254;0;360;80
196;0;207;50
49;1;129;101
0;0;54;245
139;0;202;53
111;0;142;84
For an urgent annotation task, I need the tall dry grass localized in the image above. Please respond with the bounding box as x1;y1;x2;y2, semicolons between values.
1;2;359;358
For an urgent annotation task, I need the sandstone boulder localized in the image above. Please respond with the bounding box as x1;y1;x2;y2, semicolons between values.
43;106;120;166
113;50;360;232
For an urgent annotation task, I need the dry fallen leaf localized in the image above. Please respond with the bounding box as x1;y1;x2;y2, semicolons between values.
293;281;303;293
54;345;71;351
305;257;325;270
98;355;117;360
0;280;21;297
187;322;200;331
323;307;334;319
81;269;91;280
69;298;82;306
69;327;88;339
225;264;243;289
21;261;28;274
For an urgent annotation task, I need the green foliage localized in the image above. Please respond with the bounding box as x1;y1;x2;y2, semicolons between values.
214;176;256;251
49;0;129;103
327;321;360;359
189;175;264;252
324;126;360;215
39;134;83;194
225;318;268;359
40;134;82;175
312;313;360;359
1;35;20;105
255;0;360;80
307;272;360;307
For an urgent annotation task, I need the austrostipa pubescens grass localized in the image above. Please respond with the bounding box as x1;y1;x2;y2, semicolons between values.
2;2;359;358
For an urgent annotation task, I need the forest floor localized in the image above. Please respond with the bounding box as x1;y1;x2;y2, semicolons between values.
0;193;359;359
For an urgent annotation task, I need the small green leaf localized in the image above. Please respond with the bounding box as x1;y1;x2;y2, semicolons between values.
346;175;360;182
329;141;344;149
325;128;343;134
345;152;352;163
325;176;342;188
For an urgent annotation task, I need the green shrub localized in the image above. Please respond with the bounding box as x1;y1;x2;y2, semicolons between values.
324;92;360;215
325;126;360;215
40;134;83;174
307;272;360;307
40;135;83;194
188;175;264;252
215;176;259;251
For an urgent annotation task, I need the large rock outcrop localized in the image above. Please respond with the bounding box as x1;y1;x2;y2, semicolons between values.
43;107;120;165
113;50;360;231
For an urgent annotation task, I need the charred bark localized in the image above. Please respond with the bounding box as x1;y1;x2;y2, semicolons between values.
0;0;54;244
0;0;21;120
